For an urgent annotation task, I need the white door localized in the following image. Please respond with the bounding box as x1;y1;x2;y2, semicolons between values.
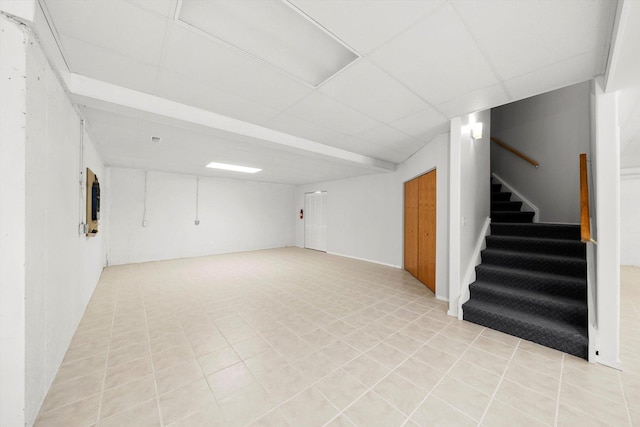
305;191;327;252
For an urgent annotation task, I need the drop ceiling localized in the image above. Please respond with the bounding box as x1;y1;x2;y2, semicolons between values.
39;0;617;184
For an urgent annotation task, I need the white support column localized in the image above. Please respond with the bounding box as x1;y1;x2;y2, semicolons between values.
448;117;462;317
592;78;621;369
0;13;27;427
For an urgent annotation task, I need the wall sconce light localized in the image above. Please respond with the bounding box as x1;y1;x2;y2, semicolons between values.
471;122;483;140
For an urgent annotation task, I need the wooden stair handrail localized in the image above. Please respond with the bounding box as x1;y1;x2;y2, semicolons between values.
490;137;539;168
580;153;594;243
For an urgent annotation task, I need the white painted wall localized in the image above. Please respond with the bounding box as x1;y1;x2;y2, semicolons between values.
0;13;27;427
108;167;295;265
592;78;621;369
621;176;640;266
24;30;107;425
491;82;592;223
294;133;450;300
449;111;491;317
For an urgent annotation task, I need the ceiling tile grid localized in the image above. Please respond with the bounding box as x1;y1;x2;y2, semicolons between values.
41;0;618;184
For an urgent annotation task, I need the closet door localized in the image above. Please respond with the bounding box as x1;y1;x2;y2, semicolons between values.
404;179;419;277
404;170;436;293
417;170;436;292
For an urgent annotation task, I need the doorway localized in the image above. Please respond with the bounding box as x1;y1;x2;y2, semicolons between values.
404;170;436;292
304;191;327;252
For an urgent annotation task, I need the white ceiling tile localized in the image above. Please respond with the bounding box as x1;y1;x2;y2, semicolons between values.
288;0;445;54
437;84;511;118
154;69;280;125
129;0;175;18
319;59;429;123
161;24;312;111
60;35;159;94
389;108;449;142
504;49;603;102
284;92;380;135
265;113;349;147
371;3;498;105
452;0;615;81
45;0;167;66
355;125;421;150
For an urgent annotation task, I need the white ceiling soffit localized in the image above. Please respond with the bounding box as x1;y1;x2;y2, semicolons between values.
64;72;395;173
176;0;360;87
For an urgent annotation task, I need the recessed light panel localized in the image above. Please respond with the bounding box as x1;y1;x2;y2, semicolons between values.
177;0;359;87
206;162;262;174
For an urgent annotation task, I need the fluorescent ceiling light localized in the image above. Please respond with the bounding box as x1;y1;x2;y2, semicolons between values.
206;162;262;174
177;0;359;87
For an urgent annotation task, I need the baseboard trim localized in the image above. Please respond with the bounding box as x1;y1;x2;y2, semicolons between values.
326;251;401;269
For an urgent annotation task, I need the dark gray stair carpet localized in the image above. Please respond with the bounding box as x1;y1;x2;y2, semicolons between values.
463;180;588;359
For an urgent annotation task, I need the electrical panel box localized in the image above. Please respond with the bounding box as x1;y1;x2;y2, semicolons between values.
86;167;100;236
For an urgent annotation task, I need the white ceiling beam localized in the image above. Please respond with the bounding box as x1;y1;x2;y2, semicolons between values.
62;72;396;172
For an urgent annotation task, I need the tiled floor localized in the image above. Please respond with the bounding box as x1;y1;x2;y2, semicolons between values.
35;247;640;426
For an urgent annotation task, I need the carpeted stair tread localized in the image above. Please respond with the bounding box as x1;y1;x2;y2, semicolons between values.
491;191;512;202
462;299;588;359
481;248;586;278
491;201;523;211
491;223;581;240
475;264;586;298
491;183;503;192
485;235;586;258
491;211;535;223
468;281;586;324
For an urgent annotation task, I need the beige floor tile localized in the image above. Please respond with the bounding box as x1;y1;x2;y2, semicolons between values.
400;323;438;343
158;379;219;425
52;354;107;386
197;346;241;375
559;382;631;426
324;415;356;427
244;349;290;379
373;372;428;416
344;391;407;427
410;395;476;427
482;399;547;427
167;407;228;427
247;409;291;427
511;348;562;378
35;394;100;427
108;342;150;368
104;356;152;390
98;399;160;427
321;340;361;367
433;376;491;421
503;363;559;398
279;387;338;427
187;331;230;357
412;343;458;372
100;375;156;420
150;332;189;354
151;343;196;371
460;346;509;376
494;379;557;425
556;404;611;427
324;320;357;339
256;364;310;404
207;362;257;400
562;363;625;402
383;332;423;355
342;330;380;353
479;327;520;346
218;382;276;426
301;328;339;349
63;341;110;364
155;360;203;395
448;360;502;396
343;354;390;387
232;336;271;360
365;342;408;370
292;351;338;383
41;371;103;412
471;336;517;360
316;369;368;410
394;357;445;391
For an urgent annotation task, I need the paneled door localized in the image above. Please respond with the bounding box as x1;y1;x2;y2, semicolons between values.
404;170;436;292
305;191;327;252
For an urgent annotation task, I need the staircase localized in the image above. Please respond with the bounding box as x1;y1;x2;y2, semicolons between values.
462;180;589;359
